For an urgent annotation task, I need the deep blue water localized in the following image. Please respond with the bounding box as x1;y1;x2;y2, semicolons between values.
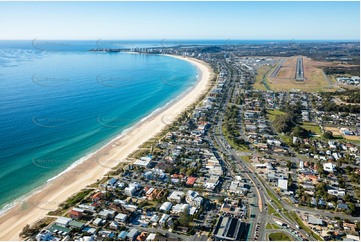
0;41;198;211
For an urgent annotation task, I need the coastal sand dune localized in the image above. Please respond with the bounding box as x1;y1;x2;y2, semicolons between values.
0;55;213;240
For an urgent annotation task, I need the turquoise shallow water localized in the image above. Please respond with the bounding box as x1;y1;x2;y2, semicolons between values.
0;46;197;211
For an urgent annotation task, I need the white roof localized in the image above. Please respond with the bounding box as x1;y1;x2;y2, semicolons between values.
93;218;102;224
146;233;156;241
115;213;127;220
133;159;150;167
168;191;185;200
172;203;189;213
73;207;85;213
160;202;172;211
159;214;170;223
150;214;159;223
277;179;288;190
189;207;197;215
99;209;115;216
55;217;72;225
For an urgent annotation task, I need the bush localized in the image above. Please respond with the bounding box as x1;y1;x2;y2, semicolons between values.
292;126;310;138
323;131;334;139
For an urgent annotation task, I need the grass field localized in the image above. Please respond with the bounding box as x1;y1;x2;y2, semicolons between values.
269;232;292;241
266;223;273;229
266;223;282;230
268;205;282;218
266;187;283;211
301;122;322;136
267;109;286;122
272;224;282;230
240;155;251;162
254;65;273;91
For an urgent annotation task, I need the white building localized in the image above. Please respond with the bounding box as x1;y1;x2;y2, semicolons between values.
109;221;119;230
278;179;288;191
99;209;116;219
159;214;170;225
328;189;345;197
133;156;152;168
143;168;166;180
167;191;185;203
204;175;219;190
146;233;157;241
124;182;141;196
123;204;138;212
172;203;189;215
185;190;203;208
159;202;172;212
115;213;128;223
323;162;336;173
55;217;72;227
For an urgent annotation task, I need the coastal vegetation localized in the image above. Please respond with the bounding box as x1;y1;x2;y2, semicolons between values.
48;189;94;216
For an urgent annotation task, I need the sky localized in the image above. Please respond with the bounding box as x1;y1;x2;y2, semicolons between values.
0;1;359;40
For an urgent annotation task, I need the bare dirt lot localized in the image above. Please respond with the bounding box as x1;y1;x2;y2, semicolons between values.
343;135;360;141
324;126;360;141
324;127;342;136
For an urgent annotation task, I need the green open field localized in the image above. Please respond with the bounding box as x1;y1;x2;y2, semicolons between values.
301;122;322;136
269;232;292;241
254;65;273;91
266;223;273;229
267;109;286;122
268;205;282;219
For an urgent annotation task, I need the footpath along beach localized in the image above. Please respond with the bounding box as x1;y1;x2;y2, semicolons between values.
0;55;214;240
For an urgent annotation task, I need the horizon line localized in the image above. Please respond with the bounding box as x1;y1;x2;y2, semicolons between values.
1;38;360;42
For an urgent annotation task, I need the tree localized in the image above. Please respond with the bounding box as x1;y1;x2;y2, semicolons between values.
323;131;334;139
179;208;190;227
286;160;292;170
315;182;327;198
273;113;295;133
292;125;310;138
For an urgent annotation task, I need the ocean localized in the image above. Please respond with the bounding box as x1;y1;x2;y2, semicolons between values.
0;40;199;212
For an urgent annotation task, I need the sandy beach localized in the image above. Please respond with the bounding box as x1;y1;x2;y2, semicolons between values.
0;55;214;240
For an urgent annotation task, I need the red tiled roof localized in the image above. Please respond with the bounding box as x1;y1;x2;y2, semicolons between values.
186;177;197;185
91;192;102;199
69;210;82;216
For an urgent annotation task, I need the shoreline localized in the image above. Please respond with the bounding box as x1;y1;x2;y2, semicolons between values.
0;54;214;240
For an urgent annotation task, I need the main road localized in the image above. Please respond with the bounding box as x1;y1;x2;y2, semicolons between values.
208;61;268;240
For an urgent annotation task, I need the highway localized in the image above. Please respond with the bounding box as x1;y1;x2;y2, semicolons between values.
207;61;267;241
